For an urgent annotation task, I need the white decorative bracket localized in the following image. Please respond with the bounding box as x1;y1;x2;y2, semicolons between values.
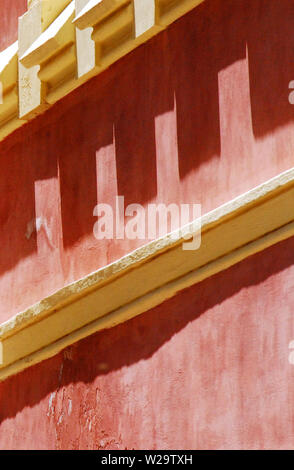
18;0;73;118
73;0;136;77
20;2;77;106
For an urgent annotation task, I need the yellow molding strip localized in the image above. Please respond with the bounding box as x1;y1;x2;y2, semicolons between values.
74;0;132;29
0;167;294;381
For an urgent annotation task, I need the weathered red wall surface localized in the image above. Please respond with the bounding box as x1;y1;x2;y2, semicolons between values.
0;0;26;51
0;237;294;450
1;0;294;450
1;0;294;321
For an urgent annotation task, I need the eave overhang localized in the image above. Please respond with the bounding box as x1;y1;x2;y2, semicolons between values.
0;0;205;138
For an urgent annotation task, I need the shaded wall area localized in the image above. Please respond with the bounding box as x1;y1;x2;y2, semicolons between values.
0;236;294;449
0;0;26;51
1;0;294;320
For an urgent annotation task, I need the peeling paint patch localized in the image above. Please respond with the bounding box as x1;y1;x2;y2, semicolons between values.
68;399;72;416
25;216;54;248
47;391;56;417
57;414;63;425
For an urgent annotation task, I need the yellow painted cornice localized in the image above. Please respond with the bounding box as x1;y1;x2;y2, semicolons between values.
0;168;294;380
0;0;205;138
75;0;136;70
74;0;132;29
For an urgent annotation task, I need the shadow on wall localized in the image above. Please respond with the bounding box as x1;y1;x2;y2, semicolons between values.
0;1;294;297
0;235;293;426
247;0;294;138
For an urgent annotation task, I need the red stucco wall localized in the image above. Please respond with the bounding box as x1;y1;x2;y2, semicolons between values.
1;0;294;321
0;0;26;51
1;0;294;450
1;237;294;450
